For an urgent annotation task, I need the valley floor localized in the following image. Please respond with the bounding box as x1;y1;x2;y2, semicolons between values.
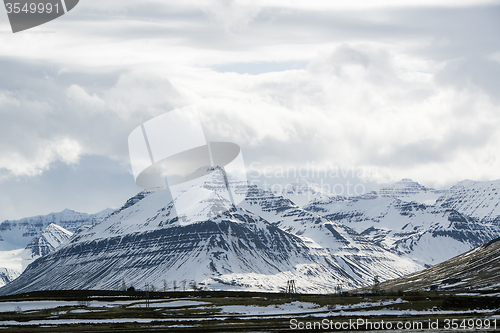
0;290;499;332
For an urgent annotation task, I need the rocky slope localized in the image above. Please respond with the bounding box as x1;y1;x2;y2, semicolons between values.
0;266;20;287
378;237;500;292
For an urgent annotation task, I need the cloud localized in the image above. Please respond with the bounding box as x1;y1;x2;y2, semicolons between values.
434;56;500;103
66;84;107;110
183;44;500;189
202;0;262;32
0;137;81;177
0;60;184;181
0;1;499;219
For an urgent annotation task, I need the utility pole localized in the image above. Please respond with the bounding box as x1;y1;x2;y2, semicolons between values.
372;275;380;293
286;280;296;297
335;284;343;296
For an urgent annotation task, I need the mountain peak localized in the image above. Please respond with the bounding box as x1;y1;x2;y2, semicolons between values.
378;179;435;199
22;223;73;271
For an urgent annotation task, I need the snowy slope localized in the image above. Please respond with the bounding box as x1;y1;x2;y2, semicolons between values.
436;179;500;220
22;223;73;271
0;250;22;287
378;178;444;205
0;267;20;288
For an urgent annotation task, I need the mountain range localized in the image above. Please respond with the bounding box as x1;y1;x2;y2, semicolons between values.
1;176;500;295
0;208;112;286
304;179;500;267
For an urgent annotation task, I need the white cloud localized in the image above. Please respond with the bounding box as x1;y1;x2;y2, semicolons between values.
1;42;498;190
167;44;500;188
66;84;107;110
0;137;81;177
201;0;262;32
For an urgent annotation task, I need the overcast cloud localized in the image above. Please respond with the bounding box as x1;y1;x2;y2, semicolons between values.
0;0;499;220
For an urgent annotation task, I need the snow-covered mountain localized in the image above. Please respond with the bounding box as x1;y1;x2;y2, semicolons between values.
0;208;113;251
0;208;111;287
22;223;73;271
0;223;73;287
436;179;500;221
0;260;22;287
303;179;500;267
378;237;500;292
378;178;444;205
0;173;421;296
241;185;422;282
3;176;500;295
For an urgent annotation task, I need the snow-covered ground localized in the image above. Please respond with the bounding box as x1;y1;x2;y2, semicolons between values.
129;300;210;308
0;301;81;312
1;297;498;328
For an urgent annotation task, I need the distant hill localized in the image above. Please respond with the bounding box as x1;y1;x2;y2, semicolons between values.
378;237;500;292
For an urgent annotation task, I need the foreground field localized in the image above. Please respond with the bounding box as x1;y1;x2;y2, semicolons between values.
0;290;499;332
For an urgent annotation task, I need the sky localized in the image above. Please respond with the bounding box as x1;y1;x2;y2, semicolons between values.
0;0;499;221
